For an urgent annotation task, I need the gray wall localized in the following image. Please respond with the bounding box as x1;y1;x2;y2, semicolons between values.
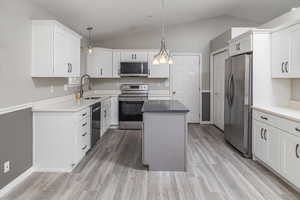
0;0;82;110
97;15;257;90
0;109;32;190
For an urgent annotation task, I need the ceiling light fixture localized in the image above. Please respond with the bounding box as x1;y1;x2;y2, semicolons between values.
86;27;94;54
153;0;173;65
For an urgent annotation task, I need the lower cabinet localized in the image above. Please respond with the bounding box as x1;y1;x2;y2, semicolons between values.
33;108;91;172
101;98;111;136
280;131;300;187
253;109;300;189
110;96;119;126
253;120;280;173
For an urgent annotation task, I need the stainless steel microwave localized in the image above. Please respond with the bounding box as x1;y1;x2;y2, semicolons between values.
120;62;148;77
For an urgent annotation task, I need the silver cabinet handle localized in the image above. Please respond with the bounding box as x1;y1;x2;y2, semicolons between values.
295;128;300;132
264;129;267;141
70;63;72;72
260;128;264;139
101;68;103;76
260;116;268;121
285;61;288;73
82;132;87;137
82;145;87;151
296;144;299;159
82;113;87;117
82;122;87;127
236;43;241;50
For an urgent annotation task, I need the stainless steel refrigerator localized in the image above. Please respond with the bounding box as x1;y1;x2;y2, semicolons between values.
224;53;252;158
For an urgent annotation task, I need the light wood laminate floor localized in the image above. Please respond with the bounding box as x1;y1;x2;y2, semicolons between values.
2;125;300;200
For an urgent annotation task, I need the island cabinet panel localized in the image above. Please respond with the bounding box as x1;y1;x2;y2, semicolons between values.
142;112;187;171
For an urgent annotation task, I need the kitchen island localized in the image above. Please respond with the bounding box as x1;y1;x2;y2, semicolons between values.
142;100;189;171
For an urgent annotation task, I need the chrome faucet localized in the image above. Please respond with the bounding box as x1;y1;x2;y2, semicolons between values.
80;74;91;98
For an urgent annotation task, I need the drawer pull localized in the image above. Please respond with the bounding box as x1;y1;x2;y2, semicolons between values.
82;113;87;117
82;122;87;127
82;132;87;137
260;116;268;120
82;145;87;151
296;144;300;159
295;128;300;132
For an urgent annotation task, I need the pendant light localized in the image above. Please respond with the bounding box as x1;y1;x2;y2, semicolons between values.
153;0;173;65
86;27;94;54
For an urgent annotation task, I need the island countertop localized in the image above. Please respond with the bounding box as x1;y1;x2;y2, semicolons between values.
142;100;189;113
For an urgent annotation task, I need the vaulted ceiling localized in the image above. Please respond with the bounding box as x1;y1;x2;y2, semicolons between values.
29;0;300;41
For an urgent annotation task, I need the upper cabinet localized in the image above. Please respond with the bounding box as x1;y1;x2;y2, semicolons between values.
228;34;253;57
87;48;113;78
120;51;148;62
148;52;170;78
272;24;300;78
31;20;82;77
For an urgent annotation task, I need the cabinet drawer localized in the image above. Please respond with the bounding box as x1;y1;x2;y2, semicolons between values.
78;117;91;153
77;108;90;121
253;110;300;137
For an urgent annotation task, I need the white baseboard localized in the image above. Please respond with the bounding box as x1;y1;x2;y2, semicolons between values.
0;167;34;198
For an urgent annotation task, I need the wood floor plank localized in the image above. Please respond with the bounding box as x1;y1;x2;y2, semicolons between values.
1;125;300;200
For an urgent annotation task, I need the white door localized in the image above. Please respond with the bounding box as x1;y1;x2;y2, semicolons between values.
213;51;228;130
172;55;200;123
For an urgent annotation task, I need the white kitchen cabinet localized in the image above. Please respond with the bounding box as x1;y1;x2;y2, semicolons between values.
253;109;300;189
272;23;300;78
110;96;119;126
33;108;91;172
253;120;268;162
120;51;148;62
148;52;170;78
280;131;300;188
229;34;252;57
87;48;113;78
101;98;111;136
32;20;81;77
113;51;121;77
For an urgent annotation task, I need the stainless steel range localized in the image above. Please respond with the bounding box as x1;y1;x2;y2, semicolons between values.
118;84;149;130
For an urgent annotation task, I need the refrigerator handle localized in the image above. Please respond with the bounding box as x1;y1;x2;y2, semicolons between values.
230;74;235;105
229;74;234;106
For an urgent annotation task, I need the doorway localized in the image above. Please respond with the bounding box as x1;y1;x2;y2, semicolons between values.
171;54;201;123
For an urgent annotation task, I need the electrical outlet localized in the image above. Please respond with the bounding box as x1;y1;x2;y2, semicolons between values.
64;84;68;91
50;85;54;93
4;161;10;173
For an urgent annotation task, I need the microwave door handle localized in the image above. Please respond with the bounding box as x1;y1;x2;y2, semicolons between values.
141;63;144;74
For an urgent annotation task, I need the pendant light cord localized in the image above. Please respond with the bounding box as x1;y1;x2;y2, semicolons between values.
161;0;166;40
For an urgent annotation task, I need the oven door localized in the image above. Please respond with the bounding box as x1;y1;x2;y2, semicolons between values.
119;98;144;129
120;62;148;77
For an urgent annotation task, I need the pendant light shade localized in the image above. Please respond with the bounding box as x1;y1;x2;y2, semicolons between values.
153;0;173;65
86;27;93;54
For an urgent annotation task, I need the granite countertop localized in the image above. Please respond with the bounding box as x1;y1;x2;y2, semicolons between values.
142;100;189;113
32;96;110;112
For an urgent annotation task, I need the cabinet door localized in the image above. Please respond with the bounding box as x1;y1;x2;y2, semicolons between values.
289;25;300;76
53;27;70;77
121;52;148;62
68;35;81;77
253;120;268;162
87;48;113;78
100;103;106;137
265;126;281;173
280;132;300;188
272;29;290;78
148;52;170;78
112;52;121;77
110;97;119;125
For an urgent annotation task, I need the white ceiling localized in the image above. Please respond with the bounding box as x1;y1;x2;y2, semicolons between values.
30;0;300;41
